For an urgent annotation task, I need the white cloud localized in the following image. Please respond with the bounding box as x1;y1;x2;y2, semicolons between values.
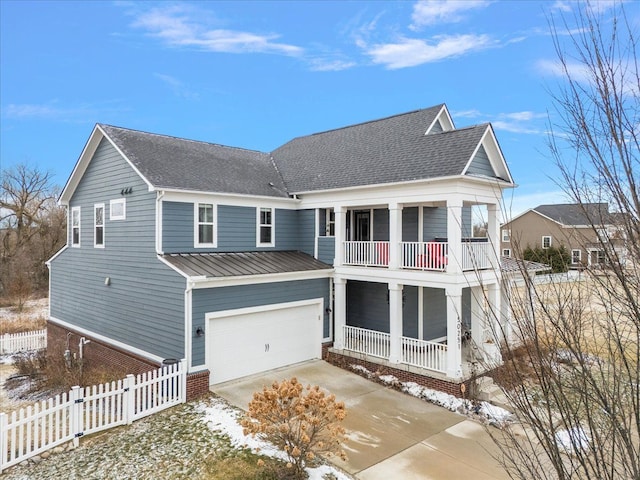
129;5;303;56
3;102;127;122
411;0;492;29
501;111;547;122
308;58;357;72
366;34;493;69
153;73;199;100
492;120;544;135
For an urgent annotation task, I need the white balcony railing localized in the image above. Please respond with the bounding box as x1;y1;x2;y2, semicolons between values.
344;241;390;267
401;242;448;271
343;325;390;359
401;336;447;373
461;241;493;271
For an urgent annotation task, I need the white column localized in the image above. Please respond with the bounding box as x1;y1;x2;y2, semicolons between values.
447;198;463;274
487;282;501;342
470;286;484;343
388;282;403;364
389;202;403;269
334;206;345;267
487;203;501;269
333;278;346;350
446;286;463;378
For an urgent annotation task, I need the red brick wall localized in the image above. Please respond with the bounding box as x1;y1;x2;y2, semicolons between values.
47;321;210;400
324;349;471;398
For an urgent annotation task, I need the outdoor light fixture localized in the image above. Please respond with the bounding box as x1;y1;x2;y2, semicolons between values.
104;277;111;286
196;326;205;337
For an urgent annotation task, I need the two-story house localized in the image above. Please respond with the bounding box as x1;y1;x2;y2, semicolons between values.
48;104;514;398
500;203;627;268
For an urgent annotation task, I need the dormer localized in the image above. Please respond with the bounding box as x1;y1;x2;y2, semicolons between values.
425;104;455;134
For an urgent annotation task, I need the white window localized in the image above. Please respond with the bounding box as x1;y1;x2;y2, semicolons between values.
94;204;105;248
326;208;335;237
110;198;126;220
502;248;511;257
71;206;81;247
572;249;581;264
195;203;216;247
257;207;274;246
502;229;510;242
542;236;552;249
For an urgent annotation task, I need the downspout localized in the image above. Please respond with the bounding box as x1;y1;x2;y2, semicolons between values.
155;190;165;255
185;280;194;372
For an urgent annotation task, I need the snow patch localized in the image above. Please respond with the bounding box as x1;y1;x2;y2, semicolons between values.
555;427;590;452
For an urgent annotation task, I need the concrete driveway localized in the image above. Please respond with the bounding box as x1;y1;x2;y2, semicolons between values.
212;360;510;479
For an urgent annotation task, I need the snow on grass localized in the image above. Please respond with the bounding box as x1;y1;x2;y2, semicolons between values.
349;365;515;426
555;427;591;453
198;397;353;480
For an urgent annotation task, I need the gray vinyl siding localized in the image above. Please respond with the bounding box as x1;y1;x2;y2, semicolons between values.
191;278;331;365
466;146;495;177
346;281;389;332
403;285;418;338
373;209;389;241
318;209;327;234
50;138;186;360
163;203;303;253
462;287;471;330
423;287;446;340
298;210;315;256
462;207;473;238
423;207;447;241
317;237;335;265
402;207;419;242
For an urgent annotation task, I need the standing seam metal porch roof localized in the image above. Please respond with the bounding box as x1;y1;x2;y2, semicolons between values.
162;251;333;279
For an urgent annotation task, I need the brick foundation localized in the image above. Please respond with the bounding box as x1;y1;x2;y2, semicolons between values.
47;321;210;401
323;345;471;398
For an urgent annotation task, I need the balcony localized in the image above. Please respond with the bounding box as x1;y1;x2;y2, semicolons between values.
343;239;493;272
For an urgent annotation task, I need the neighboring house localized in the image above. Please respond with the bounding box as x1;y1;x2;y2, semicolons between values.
500;203;627;268
48;104;515;398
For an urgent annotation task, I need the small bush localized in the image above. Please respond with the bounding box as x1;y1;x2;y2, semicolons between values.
241;377;347;479
0;316;47;335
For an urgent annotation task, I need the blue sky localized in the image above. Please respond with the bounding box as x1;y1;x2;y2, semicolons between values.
1;0;636;218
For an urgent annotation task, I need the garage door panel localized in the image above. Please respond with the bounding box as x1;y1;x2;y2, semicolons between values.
207;301;322;384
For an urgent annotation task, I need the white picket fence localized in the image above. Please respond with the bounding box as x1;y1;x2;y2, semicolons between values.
0;330;47;355
0;359;186;472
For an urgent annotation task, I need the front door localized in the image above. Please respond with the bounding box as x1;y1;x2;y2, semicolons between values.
354;211;371;241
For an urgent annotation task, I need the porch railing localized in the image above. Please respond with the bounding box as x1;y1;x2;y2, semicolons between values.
401;336;447;373
401;242;448;271
343;325;390;359
461;241;493;271
343;241;390;267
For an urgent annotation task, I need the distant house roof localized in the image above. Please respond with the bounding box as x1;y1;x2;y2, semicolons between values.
161;251;332;279
98;124;290;198
501;256;550;275
271;106;505;193
533;203;614;226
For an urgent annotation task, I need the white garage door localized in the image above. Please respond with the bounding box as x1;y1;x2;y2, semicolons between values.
206;299;323;385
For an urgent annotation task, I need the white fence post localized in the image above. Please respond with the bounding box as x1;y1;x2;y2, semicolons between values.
70;386;83;447
180;359;187;402
124;374;135;425
0;412;6;473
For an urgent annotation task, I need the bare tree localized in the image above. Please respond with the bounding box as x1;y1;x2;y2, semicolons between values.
488;2;639;479
0;163;65;297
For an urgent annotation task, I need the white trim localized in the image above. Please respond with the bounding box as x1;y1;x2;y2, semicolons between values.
326;278;333;343
156;191;165;254
94;203;105;248
257;207;275;247
160;189;298;209
502;248;511;257
206;298;323;320
314;208;319;259
571;249;581;264
48;316;164;364
110;198;126;220
502;229;511;242
71;206;81;247
194;202;217;248
190;269;333;290
542;235;552;249
185;285;193;371
46;245;68;266
156;254;191;278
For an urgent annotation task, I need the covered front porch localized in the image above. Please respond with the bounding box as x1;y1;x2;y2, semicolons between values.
331;279;503;380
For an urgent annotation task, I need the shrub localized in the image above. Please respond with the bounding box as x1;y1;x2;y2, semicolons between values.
523;245;571;273
241;377;347;479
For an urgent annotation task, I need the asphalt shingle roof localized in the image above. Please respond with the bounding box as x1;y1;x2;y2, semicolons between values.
99;124;290;198
534;203;613;226
161;251;332;278
271;106;489;193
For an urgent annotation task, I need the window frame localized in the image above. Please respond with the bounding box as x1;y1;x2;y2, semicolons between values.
257;207;275;247
94;203;105;248
542;236;552;249
502;229;510;242
71;206;81;247
571;249;581;264
194;203;217;248
502;248;511;257
110;198;126;221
